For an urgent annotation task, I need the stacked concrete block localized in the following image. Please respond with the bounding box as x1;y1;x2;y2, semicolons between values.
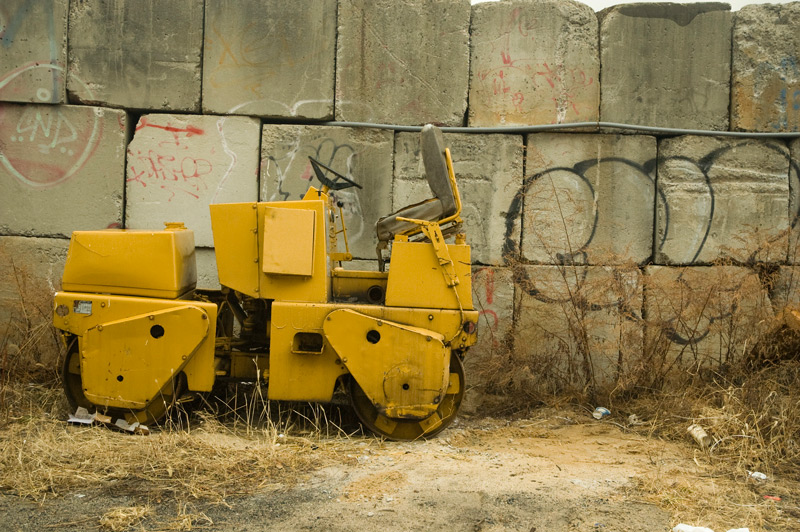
469;0;599;126
513;265;643;389
260;125;393;260
461;266;515;414
655;136;790;265
195;248;220;290
522;133;656;265
0;104;127;237
599;3;731;130
0;236;70;370
202;0;336;119
394;132;523;265
645;266;772;374
792;138;800;261
67;0;203;111
336;0;471;126
732;3;800;132
0;0;68;104
126;114;260;248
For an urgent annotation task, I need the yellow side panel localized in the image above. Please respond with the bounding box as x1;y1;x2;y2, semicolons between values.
82;306;209;409
268;303;347;401
267;302;479;403
62;228;196;298
262;207;315;276
323;309;449;419
384;241;473;310
258;201;329;303
53;292;218;393
210;203;260;298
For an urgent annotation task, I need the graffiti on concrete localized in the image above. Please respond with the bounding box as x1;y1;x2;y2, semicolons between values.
503;140;799;348
127;118;213;201
0;105;102;188
264;137;368;244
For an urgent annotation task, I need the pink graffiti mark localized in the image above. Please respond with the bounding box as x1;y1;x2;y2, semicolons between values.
135;117;204;149
0;104;103;188
127;148;212;201
477;9;594;120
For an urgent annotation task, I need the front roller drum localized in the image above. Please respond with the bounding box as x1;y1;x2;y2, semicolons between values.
62;336;186;426
349;353;465;441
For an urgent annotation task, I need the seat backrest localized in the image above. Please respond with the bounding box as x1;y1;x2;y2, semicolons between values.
420;125;457;217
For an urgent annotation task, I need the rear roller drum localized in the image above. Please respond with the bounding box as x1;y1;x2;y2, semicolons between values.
349;352;465;441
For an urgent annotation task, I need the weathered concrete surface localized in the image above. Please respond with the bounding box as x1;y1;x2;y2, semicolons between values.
655;136;790;265
0;236;69;373
462;266;515;414
791;138;800;262
0;0;68;104
336;0;471;125
769;266;800;313
202;0;336;118
469;0;599;126
513;265;643;390
599;3;731;130
260;125;393;260
0;104;127;237
67;0;203;111
195;248;220;290
645;266;772;378
126;114;260;248
522;133;656;265
732;3;800;132
394;132;523;265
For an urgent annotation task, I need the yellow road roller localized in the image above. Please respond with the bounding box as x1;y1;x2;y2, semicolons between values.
52;125;478;440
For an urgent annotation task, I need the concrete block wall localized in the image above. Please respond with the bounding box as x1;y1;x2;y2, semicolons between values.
2;0;800;394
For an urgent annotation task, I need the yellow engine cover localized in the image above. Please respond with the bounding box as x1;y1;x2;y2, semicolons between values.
323;309;450;420
62;225;196;298
80;305;210;409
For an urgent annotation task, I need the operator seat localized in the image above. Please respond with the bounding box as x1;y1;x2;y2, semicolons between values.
376;124;458;243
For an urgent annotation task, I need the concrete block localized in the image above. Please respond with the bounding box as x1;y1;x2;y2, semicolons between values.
202;0;336;118
260;125;393;259
0;0;68;104
645;266;772;374
732;3;800;132
599;3;731;130
0;103;127;237
461;266;515;415
126;114;260;247
394;132;523;265
468;0;599;126
655;136;790;265
67;0;203;111
195;248;220;290
336;0;471;125
791;138;800;261
0;236;69;371
513;265;643;390
769;266;800;313
522;133;656;265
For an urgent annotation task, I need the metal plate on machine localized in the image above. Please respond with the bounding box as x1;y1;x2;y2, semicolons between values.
73;300;92;315
262;206;316;276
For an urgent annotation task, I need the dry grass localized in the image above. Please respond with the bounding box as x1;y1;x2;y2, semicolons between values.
0;381;356;504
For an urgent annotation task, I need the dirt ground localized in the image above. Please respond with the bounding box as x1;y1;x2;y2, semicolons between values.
0;407;734;532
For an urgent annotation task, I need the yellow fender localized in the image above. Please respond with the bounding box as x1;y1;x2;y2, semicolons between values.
81;305;210;409
323;309;450;420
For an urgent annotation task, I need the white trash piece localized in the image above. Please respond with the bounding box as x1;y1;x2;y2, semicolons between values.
687;423;713;448
592;407;611;420
673;525;714;532
747;470;767;481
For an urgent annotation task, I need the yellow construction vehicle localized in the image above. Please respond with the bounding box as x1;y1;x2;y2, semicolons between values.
52;125;478;440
